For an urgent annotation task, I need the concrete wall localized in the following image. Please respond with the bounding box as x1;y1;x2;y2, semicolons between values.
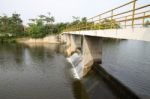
65;34;82;56
64;28;150;42
63;27;150;77
83;36;102;76
63;34;102;77
17;35;59;44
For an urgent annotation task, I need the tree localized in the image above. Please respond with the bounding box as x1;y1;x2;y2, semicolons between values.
72;16;80;25
27;13;56;38
39;15;46;19
81;17;87;23
28;18;45;38
144;20;150;27
0;13;24;37
10;13;24;36
44;12;55;24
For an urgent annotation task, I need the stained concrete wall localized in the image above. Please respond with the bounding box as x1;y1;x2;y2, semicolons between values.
65;34;72;56
83;36;102;76
65;34;82;56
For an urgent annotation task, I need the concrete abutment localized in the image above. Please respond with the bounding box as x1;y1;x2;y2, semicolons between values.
83;36;102;76
63;34;102;77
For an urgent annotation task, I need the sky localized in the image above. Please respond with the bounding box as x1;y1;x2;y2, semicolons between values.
0;0;149;25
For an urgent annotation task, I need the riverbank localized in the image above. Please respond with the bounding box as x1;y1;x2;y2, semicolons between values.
16;35;60;44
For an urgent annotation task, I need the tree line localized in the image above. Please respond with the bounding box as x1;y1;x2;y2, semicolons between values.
0;13;24;37
0;13;149;38
0;13;67;38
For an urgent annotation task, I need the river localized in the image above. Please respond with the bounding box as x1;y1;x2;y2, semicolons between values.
0;43;89;99
0;39;150;99
102;39;150;99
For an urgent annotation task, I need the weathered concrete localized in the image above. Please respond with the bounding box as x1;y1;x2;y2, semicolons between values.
66;34;82;56
64;28;150;42
64;27;150;77
64;34;102;77
59;34;67;43
83;36;102;76
66;34;72;56
17;35;59;44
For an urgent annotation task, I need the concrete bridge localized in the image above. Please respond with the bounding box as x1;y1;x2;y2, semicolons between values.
60;0;150;78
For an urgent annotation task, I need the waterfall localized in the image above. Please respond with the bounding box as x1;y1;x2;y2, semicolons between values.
67;53;84;79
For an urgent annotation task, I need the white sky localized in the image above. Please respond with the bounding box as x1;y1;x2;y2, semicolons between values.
0;0;149;25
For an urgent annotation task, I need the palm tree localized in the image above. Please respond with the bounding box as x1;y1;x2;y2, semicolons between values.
144;20;150;27
39;15;46;19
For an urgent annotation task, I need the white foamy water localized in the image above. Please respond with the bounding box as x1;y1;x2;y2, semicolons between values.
67;53;84;79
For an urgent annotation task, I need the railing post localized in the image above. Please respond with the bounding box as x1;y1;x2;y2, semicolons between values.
78;23;80;31
125;16;127;28
85;21;87;30
76;24;78;31
92;18;95;30
99;15;101;29
111;10;114;29
132;0;136;28
91;18;93;30
142;12;146;27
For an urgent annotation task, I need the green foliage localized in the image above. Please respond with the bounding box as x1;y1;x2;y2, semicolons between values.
26;13;69;38
65;17;120;31
27;13;55;38
99;19;120;29
28;23;44;38
53;23;68;34
144;20;150;27
0;13;24;37
0;13;121;39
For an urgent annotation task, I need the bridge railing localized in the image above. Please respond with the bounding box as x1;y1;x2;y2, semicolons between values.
65;0;150;32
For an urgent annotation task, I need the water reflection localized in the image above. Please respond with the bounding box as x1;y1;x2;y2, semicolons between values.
0;43;89;99
72;80;90;99
102;39;150;98
81;70;118;99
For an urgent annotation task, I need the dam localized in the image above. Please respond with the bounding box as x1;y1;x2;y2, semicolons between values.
60;0;150;98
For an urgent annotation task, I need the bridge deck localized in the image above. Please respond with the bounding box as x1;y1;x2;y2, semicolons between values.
64;28;150;42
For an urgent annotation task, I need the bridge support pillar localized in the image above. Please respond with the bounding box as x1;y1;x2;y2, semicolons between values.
65;34;102;77
83;36;102;76
59;34;67;43
66;34;82;56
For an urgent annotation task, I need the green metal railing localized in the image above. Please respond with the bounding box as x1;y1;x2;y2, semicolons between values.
65;0;150;32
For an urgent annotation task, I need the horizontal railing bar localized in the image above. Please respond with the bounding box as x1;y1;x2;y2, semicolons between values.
112;4;150;18
78;15;150;30
68;15;150;31
88;0;137;20
65;0;150;32
115;10;150;20
124;24;145;26
117;15;150;22
92;4;150;22
89;5;150;22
